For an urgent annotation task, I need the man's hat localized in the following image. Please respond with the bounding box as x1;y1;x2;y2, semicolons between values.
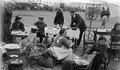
38;17;44;19
15;16;22;21
70;10;75;13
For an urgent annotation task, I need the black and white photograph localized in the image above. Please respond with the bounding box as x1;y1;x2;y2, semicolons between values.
0;0;120;70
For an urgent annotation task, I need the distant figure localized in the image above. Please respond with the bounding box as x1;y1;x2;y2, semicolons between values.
100;7;106;20
34;17;47;43
106;7;110;19
101;16;107;29
70;10;87;46
11;16;25;31
54;5;64;28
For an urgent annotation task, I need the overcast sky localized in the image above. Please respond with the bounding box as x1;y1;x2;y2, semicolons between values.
1;0;120;4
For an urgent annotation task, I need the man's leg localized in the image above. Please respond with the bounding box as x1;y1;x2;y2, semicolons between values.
91;55;101;70
77;31;83;46
39;34;44;43
59;24;63;28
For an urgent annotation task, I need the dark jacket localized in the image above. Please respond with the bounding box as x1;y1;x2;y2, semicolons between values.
53;35;70;49
70;13;87;32
88;43;108;58
34;21;47;33
11;21;25;31
54;8;64;25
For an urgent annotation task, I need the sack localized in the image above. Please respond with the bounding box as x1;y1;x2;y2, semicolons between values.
62;60;75;70
36;55;54;68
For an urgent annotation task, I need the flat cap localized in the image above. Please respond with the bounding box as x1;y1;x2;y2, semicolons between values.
70;10;75;13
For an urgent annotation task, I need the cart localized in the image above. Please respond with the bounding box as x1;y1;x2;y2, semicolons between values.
85;3;101;20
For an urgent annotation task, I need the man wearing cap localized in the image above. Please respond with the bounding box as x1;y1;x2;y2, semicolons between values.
11;16;25;31
54;4;64;28
70;10;87;46
34;17;47;43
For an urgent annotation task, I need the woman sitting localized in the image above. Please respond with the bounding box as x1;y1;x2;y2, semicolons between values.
49;28;73;60
87;36;108;70
20;27;38;53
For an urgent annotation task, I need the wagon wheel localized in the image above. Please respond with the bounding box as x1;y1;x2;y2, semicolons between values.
85;13;98;20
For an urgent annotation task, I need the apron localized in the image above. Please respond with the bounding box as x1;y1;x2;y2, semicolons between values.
49;36;73;60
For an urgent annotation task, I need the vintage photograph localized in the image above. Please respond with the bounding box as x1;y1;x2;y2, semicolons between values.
0;0;120;70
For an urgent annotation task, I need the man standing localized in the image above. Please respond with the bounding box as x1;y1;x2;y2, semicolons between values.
34;17;47;43
70;10;87;46
54;5;64;28
4;6;13;42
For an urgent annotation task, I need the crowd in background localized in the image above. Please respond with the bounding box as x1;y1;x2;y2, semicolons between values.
6;2;93;12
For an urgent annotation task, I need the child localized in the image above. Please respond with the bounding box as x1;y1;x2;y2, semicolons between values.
87;36;108;70
111;23;120;61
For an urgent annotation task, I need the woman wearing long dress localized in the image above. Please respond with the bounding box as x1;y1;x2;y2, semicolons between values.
49;28;73;60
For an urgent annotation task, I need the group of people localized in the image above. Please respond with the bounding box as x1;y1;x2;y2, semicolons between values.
54;5;87;46
10;5;87;47
100;7;110;29
10;15;47;44
6;5;120;70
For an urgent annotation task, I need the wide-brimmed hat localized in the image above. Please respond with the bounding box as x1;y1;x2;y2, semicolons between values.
15;16;22;21
38;17;44;20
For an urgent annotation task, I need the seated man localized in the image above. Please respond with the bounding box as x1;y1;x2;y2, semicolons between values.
11;16;25;31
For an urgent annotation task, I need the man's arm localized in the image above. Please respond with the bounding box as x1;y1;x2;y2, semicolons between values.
111;30;120;38
34;22;38;26
62;38;70;49
11;23;15;31
76;14;87;31
20;22;25;31
76;14;82;28
54;11;59;24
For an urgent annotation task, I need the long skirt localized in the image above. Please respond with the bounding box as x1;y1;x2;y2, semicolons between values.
49;46;73;60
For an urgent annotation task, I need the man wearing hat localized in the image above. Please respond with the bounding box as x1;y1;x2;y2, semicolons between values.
70;10;87;46
11;16;25;31
54;4;64;28
34;17;47;43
